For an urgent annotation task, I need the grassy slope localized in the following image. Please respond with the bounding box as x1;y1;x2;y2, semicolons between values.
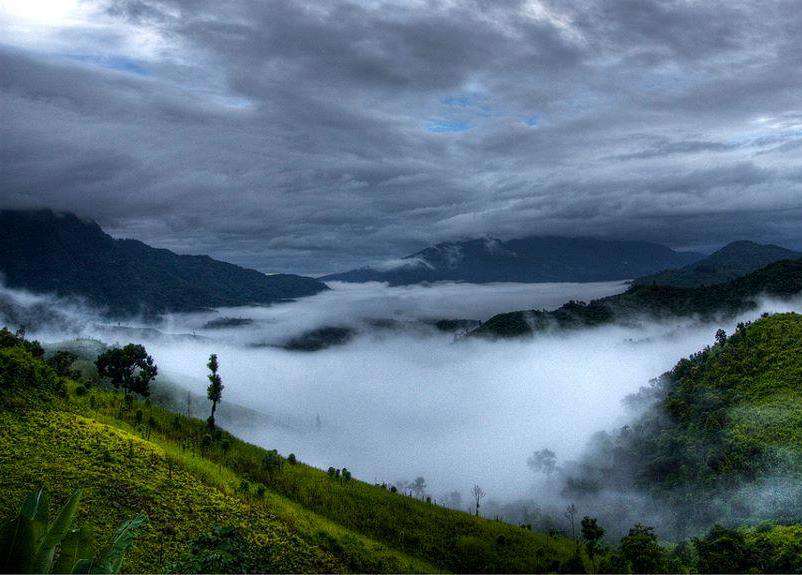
0;337;579;573
0;407;435;573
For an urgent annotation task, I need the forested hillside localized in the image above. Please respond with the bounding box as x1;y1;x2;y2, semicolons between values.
561;313;802;568
6;316;802;572
472;258;802;338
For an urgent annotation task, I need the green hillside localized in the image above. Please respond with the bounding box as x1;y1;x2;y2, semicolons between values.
0;328;579;573
566;313;802;536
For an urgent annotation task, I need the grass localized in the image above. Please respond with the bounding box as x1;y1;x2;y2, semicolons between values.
65;382;578;573
1;331;579;573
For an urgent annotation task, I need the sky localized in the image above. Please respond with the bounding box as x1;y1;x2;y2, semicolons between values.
2;0;802;275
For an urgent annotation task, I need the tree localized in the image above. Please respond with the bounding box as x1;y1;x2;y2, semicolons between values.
261;449;283;481
581;516;605;570
715;328;727;346
527;448;557;476
206;354;224;429
95;344;157;400
471;485;485;517
410;476;427;499
694;525;755;574
619;524;664;574
564;504;578;542
47;350;79;379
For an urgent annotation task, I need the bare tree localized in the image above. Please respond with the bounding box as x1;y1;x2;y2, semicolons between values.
564;503;578;542
471;484;486;517
411;476;427;499
527;448;557;476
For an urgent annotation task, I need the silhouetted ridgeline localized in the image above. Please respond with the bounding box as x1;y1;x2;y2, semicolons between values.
323;236;702;285
0;209;328;317
472;258;802;338
633;240;801;288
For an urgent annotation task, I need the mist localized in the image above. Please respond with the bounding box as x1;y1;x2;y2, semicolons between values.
4;279;802;520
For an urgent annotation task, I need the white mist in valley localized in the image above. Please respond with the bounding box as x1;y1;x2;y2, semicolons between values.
6;279;802;507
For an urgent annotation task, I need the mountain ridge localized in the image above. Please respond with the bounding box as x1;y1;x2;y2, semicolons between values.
323;235;703;285
0;209;329;317
633;240;801;288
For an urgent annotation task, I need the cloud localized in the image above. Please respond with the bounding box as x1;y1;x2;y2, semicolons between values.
2;0;802;274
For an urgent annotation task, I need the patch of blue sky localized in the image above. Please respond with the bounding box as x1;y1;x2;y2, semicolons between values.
63;54;151;76
522;114;539;127
425;119;472;133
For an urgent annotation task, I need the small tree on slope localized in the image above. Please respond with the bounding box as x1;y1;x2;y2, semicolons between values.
206;353;224;429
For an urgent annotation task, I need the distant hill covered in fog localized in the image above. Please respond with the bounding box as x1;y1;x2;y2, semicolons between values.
0;209;328;317
322;236;703;285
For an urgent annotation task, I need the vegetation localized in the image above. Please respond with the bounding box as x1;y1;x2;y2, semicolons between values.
205;354;223;429
565;313;802;542
0;327;587;573
6;318;802;572
0;487;146;574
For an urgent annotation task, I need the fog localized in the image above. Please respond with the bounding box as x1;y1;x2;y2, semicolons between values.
4;279;802;514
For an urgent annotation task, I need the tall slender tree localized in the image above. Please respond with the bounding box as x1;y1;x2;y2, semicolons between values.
471;484;485;517
206;354;224;429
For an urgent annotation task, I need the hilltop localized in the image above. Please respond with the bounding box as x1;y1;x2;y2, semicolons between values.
471;258;802;338
322;236;701;285
0;210;328;317
633;240;801;288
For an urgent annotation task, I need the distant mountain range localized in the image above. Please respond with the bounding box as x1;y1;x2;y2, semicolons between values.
633;240;801;288
322;236;703;285
0;210;328;317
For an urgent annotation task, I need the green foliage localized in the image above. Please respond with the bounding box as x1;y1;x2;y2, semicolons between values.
95;345;157;398
167;525;258;573
566;313;802;535
580;516;604;566
694;525;755;573
0;487;145;574
47;350;80;379
619;524;664;574
206;354;223;428
473;257;802;338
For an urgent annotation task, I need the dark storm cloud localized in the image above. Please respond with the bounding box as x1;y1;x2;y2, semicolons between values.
1;0;802;275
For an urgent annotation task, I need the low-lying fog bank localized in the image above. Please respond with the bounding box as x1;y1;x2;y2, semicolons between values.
3;279;801;524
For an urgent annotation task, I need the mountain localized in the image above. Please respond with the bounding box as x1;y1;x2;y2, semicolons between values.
0;209;328;316
322;236;703;285
471;257;802;338
633;240;802;288
562;313;802;543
